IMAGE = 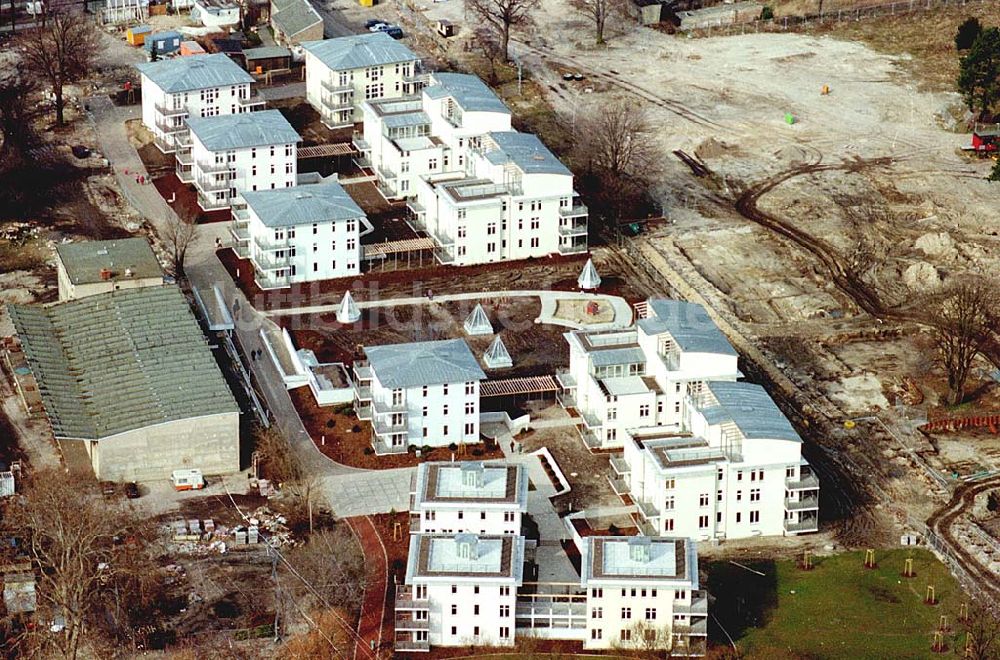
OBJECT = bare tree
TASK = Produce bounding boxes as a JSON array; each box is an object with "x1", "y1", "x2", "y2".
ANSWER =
[
  {"x1": 282, "y1": 526, "x2": 366, "y2": 612},
  {"x1": 278, "y1": 608, "x2": 353, "y2": 659},
  {"x1": 18, "y1": 10, "x2": 99, "y2": 126},
  {"x1": 575, "y1": 100, "x2": 662, "y2": 230},
  {"x1": 928, "y1": 277, "x2": 997, "y2": 405},
  {"x1": 474, "y1": 27, "x2": 507, "y2": 86},
  {"x1": 5, "y1": 469, "x2": 139, "y2": 660},
  {"x1": 963, "y1": 601, "x2": 1000, "y2": 660},
  {"x1": 161, "y1": 214, "x2": 198, "y2": 277},
  {"x1": 0, "y1": 66, "x2": 36, "y2": 172},
  {"x1": 569, "y1": 0, "x2": 627, "y2": 44},
  {"x1": 464, "y1": 0, "x2": 540, "y2": 62}
]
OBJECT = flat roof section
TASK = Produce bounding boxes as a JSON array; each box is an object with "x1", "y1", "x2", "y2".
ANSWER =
[
  {"x1": 415, "y1": 462, "x2": 527, "y2": 507},
  {"x1": 407, "y1": 533, "x2": 524, "y2": 580},
  {"x1": 56, "y1": 238, "x2": 163, "y2": 285},
  {"x1": 585, "y1": 537, "x2": 690, "y2": 582}
]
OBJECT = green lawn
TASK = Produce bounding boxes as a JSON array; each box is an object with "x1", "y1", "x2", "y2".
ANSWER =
[{"x1": 708, "y1": 549, "x2": 967, "y2": 659}]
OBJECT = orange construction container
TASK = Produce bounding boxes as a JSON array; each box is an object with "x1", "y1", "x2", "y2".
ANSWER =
[
  {"x1": 179, "y1": 40, "x2": 206, "y2": 56},
  {"x1": 126, "y1": 25, "x2": 152, "y2": 47}
]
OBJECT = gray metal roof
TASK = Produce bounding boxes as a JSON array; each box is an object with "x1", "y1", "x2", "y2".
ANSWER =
[
  {"x1": 701, "y1": 381, "x2": 800, "y2": 442},
  {"x1": 366, "y1": 338, "x2": 485, "y2": 389},
  {"x1": 187, "y1": 109, "x2": 300, "y2": 151},
  {"x1": 7, "y1": 286, "x2": 238, "y2": 441},
  {"x1": 424, "y1": 73, "x2": 510, "y2": 114},
  {"x1": 383, "y1": 111, "x2": 430, "y2": 129},
  {"x1": 136, "y1": 53, "x2": 253, "y2": 93},
  {"x1": 637, "y1": 299, "x2": 737, "y2": 356},
  {"x1": 244, "y1": 45, "x2": 292, "y2": 60},
  {"x1": 271, "y1": 0, "x2": 322, "y2": 37},
  {"x1": 484, "y1": 132, "x2": 570, "y2": 176},
  {"x1": 590, "y1": 346, "x2": 646, "y2": 368},
  {"x1": 302, "y1": 32, "x2": 417, "y2": 71},
  {"x1": 243, "y1": 180, "x2": 365, "y2": 228},
  {"x1": 56, "y1": 238, "x2": 163, "y2": 285}
]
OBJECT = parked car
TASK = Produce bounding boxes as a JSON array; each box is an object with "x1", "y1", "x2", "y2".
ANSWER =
[
  {"x1": 124, "y1": 482, "x2": 140, "y2": 499},
  {"x1": 386, "y1": 26, "x2": 404, "y2": 39},
  {"x1": 364, "y1": 18, "x2": 386, "y2": 28},
  {"x1": 101, "y1": 481, "x2": 116, "y2": 498},
  {"x1": 367, "y1": 21, "x2": 390, "y2": 32}
]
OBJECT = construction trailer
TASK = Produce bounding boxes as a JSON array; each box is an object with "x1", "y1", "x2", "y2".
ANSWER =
[
  {"x1": 145, "y1": 30, "x2": 183, "y2": 57},
  {"x1": 126, "y1": 24, "x2": 153, "y2": 46}
]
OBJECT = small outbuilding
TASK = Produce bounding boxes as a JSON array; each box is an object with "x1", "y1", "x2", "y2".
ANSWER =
[
  {"x1": 55, "y1": 237, "x2": 164, "y2": 301},
  {"x1": 179, "y1": 40, "x2": 207, "y2": 56},
  {"x1": 244, "y1": 45, "x2": 293, "y2": 73},
  {"x1": 145, "y1": 30, "x2": 183, "y2": 56},
  {"x1": 126, "y1": 24, "x2": 152, "y2": 46}
]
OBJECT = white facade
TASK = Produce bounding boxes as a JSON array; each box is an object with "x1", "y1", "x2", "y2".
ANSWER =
[
  {"x1": 579, "y1": 537, "x2": 706, "y2": 655},
  {"x1": 302, "y1": 33, "x2": 421, "y2": 129},
  {"x1": 191, "y1": 0, "x2": 240, "y2": 28},
  {"x1": 231, "y1": 180, "x2": 373, "y2": 289},
  {"x1": 409, "y1": 131, "x2": 588, "y2": 265},
  {"x1": 136, "y1": 53, "x2": 263, "y2": 155},
  {"x1": 353, "y1": 339, "x2": 485, "y2": 455},
  {"x1": 409, "y1": 462, "x2": 528, "y2": 536},
  {"x1": 186, "y1": 110, "x2": 300, "y2": 210},
  {"x1": 559, "y1": 298, "x2": 819, "y2": 541},
  {"x1": 358, "y1": 72, "x2": 513, "y2": 201},
  {"x1": 560, "y1": 298, "x2": 741, "y2": 451}
]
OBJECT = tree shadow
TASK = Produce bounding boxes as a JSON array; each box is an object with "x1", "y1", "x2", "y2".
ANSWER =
[{"x1": 705, "y1": 559, "x2": 778, "y2": 644}]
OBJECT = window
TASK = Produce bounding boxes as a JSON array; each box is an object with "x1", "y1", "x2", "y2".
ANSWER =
[
  {"x1": 758, "y1": 469, "x2": 765, "y2": 481},
  {"x1": 473, "y1": 605, "x2": 480, "y2": 615},
  {"x1": 457, "y1": 511, "x2": 464, "y2": 520},
  {"x1": 674, "y1": 401, "x2": 681, "y2": 414},
  {"x1": 458, "y1": 226, "x2": 467, "y2": 239},
  {"x1": 645, "y1": 608, "x2": 657, "y2": 620},
  {"x1": 664, "y1": 496, "x2": 674, "y2": 511},
  {"x1": 487, "y1": 222, "x2": 497, "y2": 235},
  {"x1": 452, "y1": 585, "x2": 457, "y2": 594},
  {"x1": 664, "y1": 518, "x2": 674, "y2": 531},
  {"x1": 422, "y1": 406, "x2": 428, "y2": 417},
  {"x1": 500, "y1": 586, "x2": 510, "y2": 596},
  {"x1": 487, "y1": 242, "x2": 496, "y2": 253},
  {"x1": 451, "y1": 626, "x2": 456, "y2": 636},
  {"x1": 443, "y1": 384, "x2": 449, "y2": 395},
  {"x1": 285, "y1": 145, "x2": 293, "y2": 157},
  {"x1": 442, "y1": 405, "x2": 449, "y2": 415},
  {"x1": 592, "y1": 607, "x2": 603, "y2": 619},
  {"x1": 530, "y1": 218, "x2": 540, "y2": 230},
  {"x1": 500, "y1": 626, "x2": 510, "y2": 639},
  {"x1": 365, "y1": 83, "x2": 384, "y2": 99},
  {"x1": 504, "y1": 511, "x2": 515, "y2": 522},
  {"x1": 530, "y1": 237, "x2": 539, "y2": 248},
  {"x1": 651, "y1": 589, "x2": 657, "y2": 597},
  {"x1": 750, "y1": 510, "x2": 760, "y2": 524},
  {"x1": 621, "y1": 607, "x2": 631, "y2": 619},
  {"x1": 591, "y1": 629, "x2": 602, "y2": 641},
  {"x1": 425, "y1": 511, "x2": 435, "y2": 520},
  {"x1": 750, "y1": 488, "x2": 761, "y2": 502},
  {"x1": 481, "y1": 512, "x2": 486, "y2": 520},
  {"x1": 620, "y1": 629, "x2": 632, "y2": 642},
  {"x1": 366, "y1": 66, "x2": 381, "y2": 80},
  {"x1": 717, "y1": 511, "x2": 723, "y2": 523},
  {"x1": 422, "y1": 386, "x2": 428, "y2": 397},
  {"x1": 465, "y1": 402, "x2": 474, "y2": 414},
  {"x1": 639, "y1": 404, "x2": 650, "y2": 417},
  {"x1": 428, "y1": 158, "x2": 438, "y2": 170},
  {"x1": 285, "y1": 163, "x2": 293, "y2": 174},
  {"x1": 736, "y1": 512, "x2": 742, "y2": 523},
  {"x1": 473, "y1": 586, "x2": 479, "y2": 595},
  {"x1": 464, "y1": 422, "x2": 474, "y2": 434},
  {"x1": 736, "y1": 490, "x2": 742, "y2": 501},
  {"x1": 451, "y1": 604, "x2": 457, "y2": 615},
  {"x1": 607, "y1": 407, "x2": 617, "y2": 420},
  {"x1": 699, "y1": 493, "x2": 709, "y2": 507},
  {"x1": 665, "y1": 479, "x2": 675, "y2": 490},
  {"x1": 465, "y1": 382, "x2": 475, "y2": 395},
  {"x1": 631, "y1": 589, "x2": 637, "y2": 597},
  {"x1": 737, "y1": 471, "x2": 743, "y2": 481},
  {"x1": 591, "y1": 588, "x2": 603, "y2": 598},
  {"x1": 699, "y1": 515, "x2": 709, "y2": 529}
]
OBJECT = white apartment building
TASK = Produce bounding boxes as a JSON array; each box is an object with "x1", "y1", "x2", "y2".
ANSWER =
[
  {"x1": 580, "y1": 536, "x2": 707, "y2": 655},
  {"x1": 185, "y1": 110, "x2": 301, "y2": 210},
  {"x1": 302, "y1": 32, "x2": 421, "y2": 129},
  {"x1": 397, "y1": 532, "x2": 525, "y2": 651},
  {"x1": 409, "y1": 462, "x2": 528, "y2": 536},
  {"x1": 621, "y1": 380, "x2": 820, "y2": 541},
  {"x1": 409, "y1": 131, "x2": 588, "y2": 264},
  {"x1": 560, "y1": 298, "x2": 741, "y2": 451},
  {"x1": 231, "y1": 180, "x2": 373, "y2": 289},
  {"x1": 357, "y1": 72, "x2": 513, "y2": 201},
  {"x1": 352, "y1": 339, "x2": 486, "y2": 455},
  {"x1": 136, "y1": 53, "x2": 263, "y2": 154}
]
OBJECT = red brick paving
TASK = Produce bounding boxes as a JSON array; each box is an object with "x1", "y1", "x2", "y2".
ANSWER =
[{"x1": 347, "y1": 516, "x2": 390, "y2": 659}]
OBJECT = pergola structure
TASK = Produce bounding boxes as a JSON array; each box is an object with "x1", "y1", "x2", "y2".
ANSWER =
[
  {"x1": 480, "y1": 375, "x2": 558, "y2": 398},
  {"x1": 362, "y1": 238, "x2": 437, "y2": 270},
  {"x1": 297, "y1": 143, "x2": 357, "y2": 159}
]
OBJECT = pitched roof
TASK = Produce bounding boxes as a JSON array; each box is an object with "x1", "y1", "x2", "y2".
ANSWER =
[
  {"x1": 243, "y1": 180, "x2": 364, "y2": 228},
  {"x1": 484, "y1": 335, "x2": 512, "y2": 369},
  {"x1": 365, "y1": 338, "x2": 485, "y2": 389},
  {"x1": 302, "y1": 32, "x2": 417, "y2": 71},
  {"x1": 136, "y1": 53, "x2": 253, "y2": 93},
  {"x1": 271, "y1": 0, "x2": 322, "y2": 37},
  {"x1": 484, "y1": 132, "x2": 571, "y2": 176},
  {"x1": 187, "y1": 109, "x2": 300, "y2": 151},
  {"x1": 701, "y1": 381, "x2": 800, "y2": 442},
  {"x1": 336, "y1": 290, "x2": 361, "y2": 323},
  {"x1": 56, "y1": 238, "x2": 163, "y2": 285},
  {"x1": 637, "y1": 299, "x2": 737, "y2": 356},
  {"x1": 578, "y1": 258, "x2": 601, "y2": 289},
  {"x1": 244, "y1": 45, "x2": 292, "y2": 60},
  {"x1": 7, "y1": 286, "x2": 238, "y2": 440},
  {"x1": 424, "y1": 73, "x2": 510, "y2": 114}
]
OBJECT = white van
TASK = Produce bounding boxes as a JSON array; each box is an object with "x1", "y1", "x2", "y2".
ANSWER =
[{"x1": 171, "y1": 469, "x2": 205, "y2": 491}]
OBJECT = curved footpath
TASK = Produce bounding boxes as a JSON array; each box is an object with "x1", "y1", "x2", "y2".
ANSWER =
[{"x1": 346, "y1": 516, "x2": 390, "y2": 660}]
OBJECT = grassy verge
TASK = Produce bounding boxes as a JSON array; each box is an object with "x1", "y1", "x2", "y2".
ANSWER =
[{"x1": 709, "y1": 548, "x2": 968, "y2": 658}]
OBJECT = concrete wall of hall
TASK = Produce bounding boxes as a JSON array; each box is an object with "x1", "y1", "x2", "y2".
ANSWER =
[{"x1": 91, "y1": 412, "x2": 241, "y2": 482}]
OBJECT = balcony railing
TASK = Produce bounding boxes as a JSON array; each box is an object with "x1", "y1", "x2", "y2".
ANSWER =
[
  {"x1": 256, "y1": 268, "x2": 291, "y2": 289},
  {"x1": 559, "y1": 203, "x2": 588, "y2": 218},
  {"x1": 373, "y1": 417, "x2": 407, "y2": 436},
  {"x1": 154, "y1": 101, "x2": 187, "y2": 117},
  {"x1": 785, "y1": 474, "x2": 820, "y2": 490},
  {"x1": 394, "y1": 639, "x2": 430, "y2": 652},
  {"x1": 785, "y1": 495, "x2": 819, "y2": 511},
  {"x1": 230, "y1": 221, "x2": 249, "y2": 244},
  {"x1": 155, "y1": 114, "x2": 186, "y2": 134},
  {"x1": 176, "y1": 148, "x2": 193, "y2": 165},
  {"x1": 197, "y1": 190, "x2": 230, "y2": 210},
  {"x1": 372, "y1": 398, "x2": 407, "y2": 414},
  {"x1": 784, "y1": 517, "x2": 819, "y2": 533},
  {"x1": 352, "y1": 131, "x2": 370, "y2": 152},
  {"x1": 608, "y1": 473, "x2": 628, "y2": 495},
  {"x1": 321, "y1": 79, "x2": 353, "y2": 95},
  {"x1": 197, "y1": 174, "x2": 231, "y2": 193},
  {"x1": 394, "y1": 617, "x2": 429, "y2": 630},
  {"x1": 636, "y1": 500, "x2": 660, "y2": 520},
  {"x1": 673, "y1": 590, "x2": 709, "y2": 615},
  {"x1": 373, "y1": 436, "x2": 408, "y2": 455},
  {"x1": 673, "y1": 618, "x2": 708, "y2": 636},
  {"x1": 252, "y1": 249, "x2": 291, "y2": 271},
  {"x1": 558, "y1": 219, "x2": 589, "y2": 236},
  {"x1": 237, "y1": 91, "x2": 265, "y2": 108},
  {"x1": 610, "y1": 456, "x2": 630, "y2": 476},
  {"x1": 557, "y1": 238, "x2": 588, "y2": 255},
  {"x1": 253, "y1": 233, "x2": 291, "y2": 252}
]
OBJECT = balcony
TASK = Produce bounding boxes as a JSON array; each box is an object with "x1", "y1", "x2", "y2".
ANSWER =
[
  {"x1": 785, "y1": 474, "x2": 820, "y2": 490},
  {"x1": 155, "y1": 114, "x2": 187, "y2": 134},
  {"x1": 785, "y1": 495, "x2": 819, "y2": 511},
  {"x1": 558, "y1": 218, "x2": 589, "y2": 236},
  {"x1": 673, "y1": 591, "x2": 708, "y2": 615},
  {"x1": 176, "y1": 161, "x2": 194, "y2": 184},
  {"x1": 196, "y1": 173, "x2": 231, "y2": 193},
  {"x1": 372, "y1": 398, "x2": 406, "y2": 414},
  {"x1": 253, "y1": 249, "x2": 291, "y2": 271},
  {"x1": 230, "y1": 221, "x2": 249, "y2": 245},
  {"x1": 559, "y1": 203, "x2": 588, "y2": 218},
  {"x1": 321, "y1": 79, "x2": 353, "y2": 95},
  {"x1": 636, "y1": 500, "x2": 660, "y2": 520},
  {"x1": 197, "y1": 190, "x2": 230, "y2": 210},
  {"x1": 176, "y1": 148, "x2": 194, "y2": 166},
  {"x1": 580, "y1": 410, "x2": 603, "y2": 430},
  {"x1": 356, "y1": 401, "x2": 372, "y2": 420},
  {"x1": 155, "y1": 101, "x2": 187, "y2": 117},
  {"x1": 784, "y1": 517, "x2": 819, "y2": 534},
  {"x1": 373, "y1": 436, "x2": 408, "y2": 455},
  {"x1": 373, "y1": 416, "x2": 407, "y2": 436},
  {"x1": 394, "y1": 639, "x2": 430, "y2": 652},
  {"x1": 377, "y1": 163, "x2": 397, "y2": 182},
  {"x1": 354, "y1": 384, "x2": 372, "y2": 401},
  {"x1": 253, "y1": 232, "x2": 291, "y2": 252},
  {"x1": 237, "y1": 91, "x2": 265, "y2": 109},
  {"x1": 395, "y1": 586, "x2": 429, "y2": 610},
  {"x1": 578, "y1": 425, "x2": 602, "y2": 450},
  {"x1": 558, "y1": 237, "x2": 588, "y2": 255},
  {"x1": 610, "y1": 455, "x2": 630, "y2": 476},
  {"x1": 673, "y1": 618, "x2": 708, "y2": 636},
  {"x1": 352, "y1": 131, "x2": 370, "y2": 153},
  {"x1": 608, "y1": 473, "x2": 629, "y2": 495},
  {"x1": 255, "y1": 268, "x2": 291, "y2": 289},
  {"x1": 394, "y1": 616, "x2": 429, "y2": 631}
]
